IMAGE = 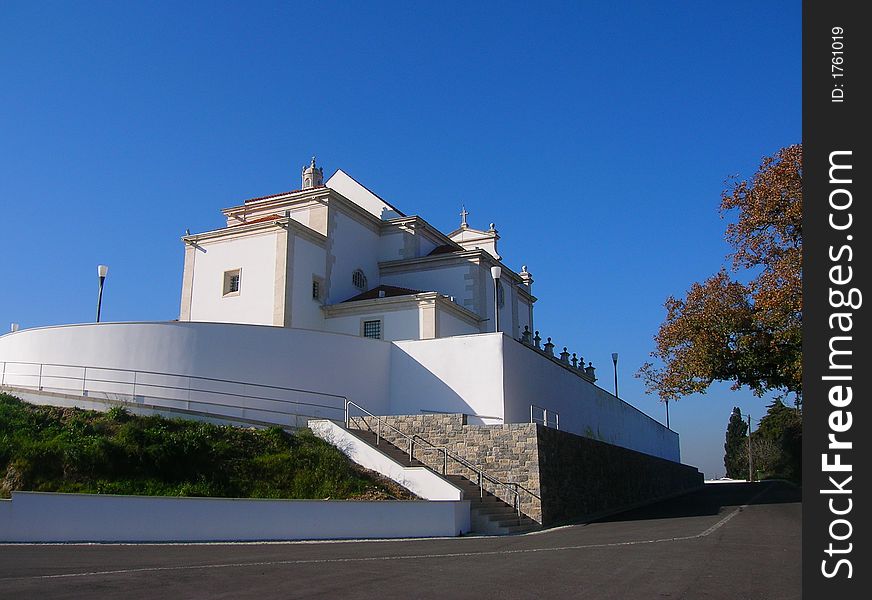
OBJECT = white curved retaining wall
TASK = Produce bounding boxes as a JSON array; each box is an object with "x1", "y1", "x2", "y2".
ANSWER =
[
  {"x1": 0, "y1": 492, "x2": 471, "y2": 542},
  {"x1": 309, "y1": 420, "x2": 463, "y2": 501},
  {"x1": 0, "y1": 324, "x2": 679, "y2": 462},
  {"x1": 0, "y1": 322, "x2": 391, "y2": 424}
]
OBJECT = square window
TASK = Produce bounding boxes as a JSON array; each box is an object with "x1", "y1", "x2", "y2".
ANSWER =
[
  {"x1": 223, "y1": 269, "x2": 241, "y2": 296},
  {"x1": 362, "y1": 320, "x2": 382, "y2": 340}
]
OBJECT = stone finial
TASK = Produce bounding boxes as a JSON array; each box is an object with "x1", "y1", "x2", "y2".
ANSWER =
[
  {"x1": 585, "y1": 362, "x2": 596, "y2": 381},
  {"x1": 519, "y1": 264, "x2": 533, "y2": 288},
  {"x1": 488, "y1": 222, "x2": 496, "y2": 232},
  {"x1": 560, "y1": 347, "x2": 570, "y2": 364},
  {"x1": 534, "y1": 330, "x2": 542, "y2": 349},
  {"x1": 544, "y1": 337, "x2": 555, "y2": 357},
  {"x1": 571, "y1": 353, "x2": 578, "y2": 368}
]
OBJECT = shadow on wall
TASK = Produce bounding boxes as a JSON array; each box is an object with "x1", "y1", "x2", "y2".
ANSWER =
[{"x1": 387, "y1": 346, "x2": 495, "y2": 422}]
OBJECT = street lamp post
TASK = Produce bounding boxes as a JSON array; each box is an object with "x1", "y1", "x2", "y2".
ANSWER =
[
  {"x1": 665, "y1": 399, "x2": 670, "y2": 429},
  {"x1": 611, "y1": 352, "x2": 618, "y2": 397},
  {"x1": 96, "y1": 264, "x2": 109, "y2": 322},
  {"x1": 490, "y1": 266, "x2": 501, "y2": 333}
]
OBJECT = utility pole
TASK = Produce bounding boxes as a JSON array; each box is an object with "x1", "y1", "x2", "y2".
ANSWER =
[{"x1": 747, "y1": 413, "x2": 753, "y2": 482}]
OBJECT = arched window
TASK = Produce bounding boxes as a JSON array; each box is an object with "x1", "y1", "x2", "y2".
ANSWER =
[{"x1": 352, "y1": 269, "x2": 367, "y2": 290}]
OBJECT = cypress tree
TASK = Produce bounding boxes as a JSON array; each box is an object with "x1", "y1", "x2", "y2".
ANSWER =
[{"x1": 724, "y1": 407, "x2": 748, "y2": 478}]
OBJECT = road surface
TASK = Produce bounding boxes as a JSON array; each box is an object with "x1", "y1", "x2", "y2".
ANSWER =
[{"x1": 0, "y1": 481, "x2": 800, "y2": 599}]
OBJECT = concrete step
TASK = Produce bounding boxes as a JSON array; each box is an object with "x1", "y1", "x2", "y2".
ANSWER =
[{"x1": 475, "y1": 505, "x2": 521, "y2": 517}]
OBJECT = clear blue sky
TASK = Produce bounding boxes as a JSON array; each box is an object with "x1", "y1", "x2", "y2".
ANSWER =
[{"x1": 0, "y1": 1, "x2": 800, "y2": 477}]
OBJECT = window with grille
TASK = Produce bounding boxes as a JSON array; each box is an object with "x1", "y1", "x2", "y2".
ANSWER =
[
  {"x1": 362, "y1": 320, "x2": 382, "y2": 340},
  {"x1": 312, "y1": 279, "x2": 320, "y2": 300},
  {"x1": 223, "y1": 269, "x2": 241, "y2": 296},
  {"x1": 352, "y1": 269, "x2": 367, "y2": 290}
]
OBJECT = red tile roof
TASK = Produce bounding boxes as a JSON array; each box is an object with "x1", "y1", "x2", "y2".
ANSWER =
[
  {"x1": 243, "y1": 185, "x2": 327, "y2": 204},
  {"x1": 230, "y1": 213, "x2": 282, "y2": 226}
]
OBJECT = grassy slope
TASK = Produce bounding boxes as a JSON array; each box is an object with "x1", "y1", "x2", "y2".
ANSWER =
[{"x1": 0, "y1": 393, "x2": 412, "y2": 500}]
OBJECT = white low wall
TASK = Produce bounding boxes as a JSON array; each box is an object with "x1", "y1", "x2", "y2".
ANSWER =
[
  {"x1": 501, "y1": 337, "x2": 680, "y2": 461},
  {"x1": 309, "y1": 420, "x2": 463, "y2": 501},
  {"x1": 0, "y1": 492, "x2": 471, "y2": 542},
  {"x1": 388, "y1": 334, "x2": 678, "y2": 461}
]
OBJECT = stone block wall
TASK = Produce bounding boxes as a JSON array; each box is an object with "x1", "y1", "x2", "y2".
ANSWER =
[
  {"x1": 350, "y1": 414, "x2": 543, "y2": 522},
  {"x1": 347, "y1": 414, "x2": 703, "y2": 526},
  {"x1": 536, "y1": 425, "x2": 704, "y2": 525}
]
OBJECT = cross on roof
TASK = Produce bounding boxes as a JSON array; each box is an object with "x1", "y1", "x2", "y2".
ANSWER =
[{"x1": 460, "y1": 205, "x2": 469, "y2": 229}]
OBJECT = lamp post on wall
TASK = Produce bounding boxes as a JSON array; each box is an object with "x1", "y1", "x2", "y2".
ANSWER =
[
  {"x1": 611, "y1": 352, "x2": 618, "y2": 397},
  {"x1": 665, "y1": 399, "x2": 670, "y2": 429},
  {"x1": 490, "y1": 266, "x2": 501, "y2": 333},
  {"x1": 96, "y1": 264, "x2": 109, "y2": 323}
]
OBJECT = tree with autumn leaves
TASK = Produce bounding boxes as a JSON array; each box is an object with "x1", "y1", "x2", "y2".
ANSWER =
[{"x1": 639, "y1": 145, "x2": 802, "y2": 407}]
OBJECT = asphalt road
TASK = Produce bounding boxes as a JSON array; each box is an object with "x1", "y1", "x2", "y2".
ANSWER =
[{"x1": 0, "y1": 482, "x2": 800, "y2": 599}]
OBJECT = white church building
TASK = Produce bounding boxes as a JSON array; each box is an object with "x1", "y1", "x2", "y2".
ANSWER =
[
  {"x1": 0, "y1": 159, "x2": 680, "y2": 462},
  {"x1": 180, "y1": 158, "x2": 534, "y2": 343}
]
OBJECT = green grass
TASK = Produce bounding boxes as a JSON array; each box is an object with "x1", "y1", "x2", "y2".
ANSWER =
[{"x1": 0, "y1": 393, "x2": 411, "y2": 500}]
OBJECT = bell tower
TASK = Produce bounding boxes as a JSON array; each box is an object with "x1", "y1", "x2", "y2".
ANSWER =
[{"x1": 301, "y1": 156, "x2": 324, "y2": 189}]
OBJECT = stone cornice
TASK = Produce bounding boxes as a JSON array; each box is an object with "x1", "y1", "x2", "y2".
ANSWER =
[
  {"x1": 322, "y1": 292, "x2": 482, "y2": 325},
  {"x1": 221, "y1": 187, "x2": 330, "y2": 218},
  {"x1": 182, "y1": 217, "x2": 327, "y2": 248},
  {"x1": 378, "y1": 251, "x2": 537, "y2": 303},
  {"x1": 382, "y1": 216, "x2": 460, "y2": 249}
]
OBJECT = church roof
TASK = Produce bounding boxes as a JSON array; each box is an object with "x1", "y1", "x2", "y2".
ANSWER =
[
  {"x1": 243, "y1": 186, "x2": 327, "y2": 204},
  {"x1": 230, "y1": 213, "x2": 283, "y2": 226},
  {"x1": 428, "y1": 244, "x2": 461, "y2": 256},
  {"x1": 342, "y1": 285, "x2": 425, "y2": 303}
]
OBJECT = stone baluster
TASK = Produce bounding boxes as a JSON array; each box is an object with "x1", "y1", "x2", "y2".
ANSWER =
[{"x1": 544, "y1": 337, "x2": 555, "y2": 357}]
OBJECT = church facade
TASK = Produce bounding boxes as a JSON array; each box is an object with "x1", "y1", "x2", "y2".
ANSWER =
[{"x1": 179, "y1": 158, "x2": 534, "y2": 343}]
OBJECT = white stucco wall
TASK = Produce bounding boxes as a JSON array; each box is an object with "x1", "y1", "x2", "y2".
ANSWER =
[
  {"x1": 382, "y1": 264, "x2": 476, "y2": 317},
  {"x1": 0, "y1": 322, "x2": 392, "y2": 420},
  {"x1": 0, "y1": 492, "x2": 471, "y2": 542},
  {"x1": 378, "y1": 231, "x2": 407, "y2": 261},
  {"x1": 326, "y1": 169, "x2": 401, "y2": 220},
  {"x1": 436, "y1": 305, "x2": 479, "y2": 338},
  {"x1": 290, "y1": 235, "x2": 327, "y2": 330},
  {"x1": 500, "y1": 336, "x2": 679, "y2": 461},
  {"x1": 188, "y1": 231, "x2": 278, "y2": 325},
  {"x1": 328, "y1": 209, "x2": 381, "y2": 304},
  {"x1": 324, "y1": 306, "x2": 421, "y2": 342},
  {"x1": 390, "y1": 334, "x2": 505, "y2": 424}
]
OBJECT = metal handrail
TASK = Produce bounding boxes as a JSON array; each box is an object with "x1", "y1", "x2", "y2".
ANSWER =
[
  {"x1": 0, "y1": 360, "x2": 346, "y2": 426},
  {"x1": 530, "y1": 404, "x2": 559, "y2": 429},
  {"x1": 345, "y1": 399, "x2": 535, "y2": 516},
  {"x1": 0, "y1": 359, "x2": 348, "y2": 400}
]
